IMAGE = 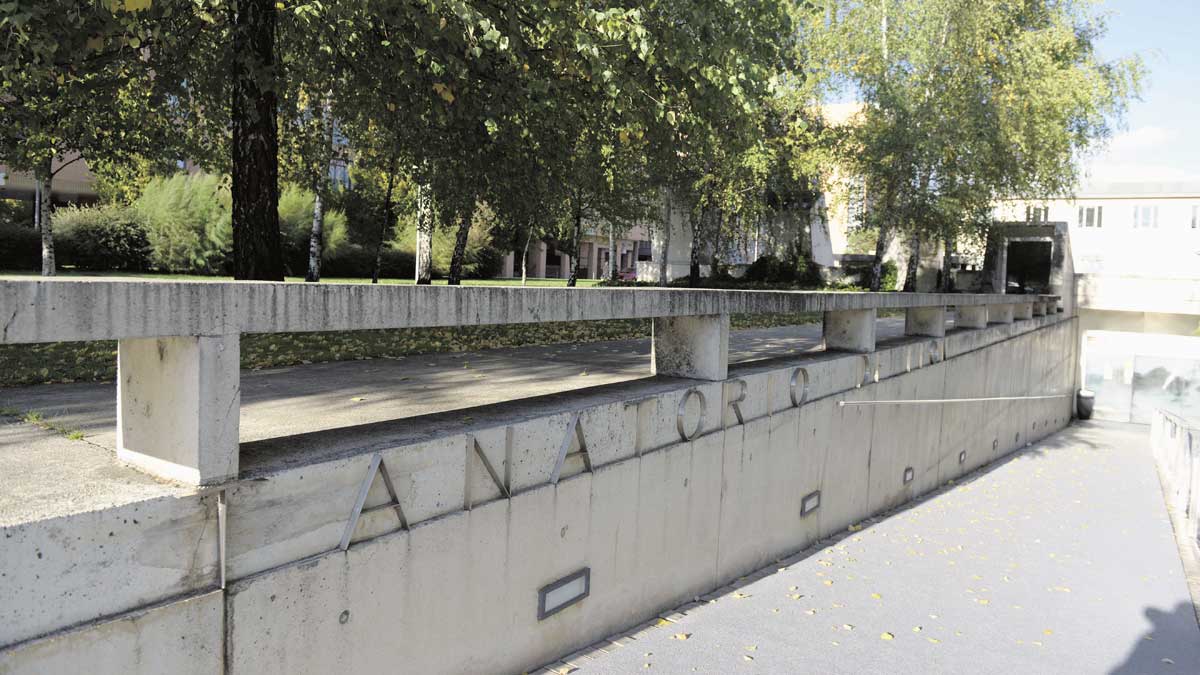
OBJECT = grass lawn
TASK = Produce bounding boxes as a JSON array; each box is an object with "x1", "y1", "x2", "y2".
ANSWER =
[{"x1": 0, "y1": 270, "x2": 604, "y2": 287}]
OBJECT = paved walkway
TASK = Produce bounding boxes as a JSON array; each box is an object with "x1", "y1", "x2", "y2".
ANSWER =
[
  {"x1": 549, "y1": 421, "x2": 1200, "y2": 675},
  {"x1": 1, "y1": 320, "x2": 919, "y2": 447}
]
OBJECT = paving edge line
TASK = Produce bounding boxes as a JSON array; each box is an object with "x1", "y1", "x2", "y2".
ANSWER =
[{"x1": 1152, "y1": 463, "x2": 1200, "y2": 631}]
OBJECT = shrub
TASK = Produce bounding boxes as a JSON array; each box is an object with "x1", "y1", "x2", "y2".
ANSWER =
[
  {"x1": 880, "y1": 260, "x2": 899, "y2": 291},
  {"x1": 743, "y1": 254, "x2": 796, "y2": 283},
  {"x1": 55, "y1": 204, "x2": 151, "y2": 271},
  {"x1": 278, "y1": 185, "x2": 349, "y2": 276},
  {"x1": 320, "y1": 242, "x2": 415, "y2": 279},
  {"x1": 392, "y1": 201, "x2": 503, "y2": 279},
  {"x1": 0, "y1": 222, "x2": 41, "y2": 271},
  {"x1": 135, "y1": 172, "x2": 233, "y2": 274}
]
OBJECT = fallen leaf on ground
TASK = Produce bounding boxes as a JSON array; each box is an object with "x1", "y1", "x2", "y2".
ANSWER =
[
  {"x1": 880, "y1": 632, "x2": 895, "y2": 641},
  {"x1": 672, "y1": 633, "x2": 690, "y2": 641}
]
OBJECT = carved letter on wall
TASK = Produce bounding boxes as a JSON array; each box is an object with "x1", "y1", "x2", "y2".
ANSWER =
[
  {"x1": 725, "y1": 379, "x2": 747, "y2": 426},
  {"x1": 790, "y1": 367, "x2": 810, "y2": 407},
  {"x1": 676, "y1": 388, "x2": 707, "y2": 441}
]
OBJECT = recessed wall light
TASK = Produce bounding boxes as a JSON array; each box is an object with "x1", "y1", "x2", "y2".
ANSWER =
[
  {"x1": 801, "y1": 490, "x2": 821, "y2": 517},
  {"x1": 538, "y1": 568, "x2": 590, "y2": 620}
]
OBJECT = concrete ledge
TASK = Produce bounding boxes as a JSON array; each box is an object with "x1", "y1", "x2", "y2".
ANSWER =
[{"x1": 0, "y1": 279, "x2": 1059, "y2": 344}]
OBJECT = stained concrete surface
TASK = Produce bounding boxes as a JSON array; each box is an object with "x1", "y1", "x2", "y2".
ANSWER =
[
  {"x1": 0, "y1": 320, "x2": 921, "y2": 447},
  {"x1": 553, "y1": 421, "x2": 1200, "y2": 675}
]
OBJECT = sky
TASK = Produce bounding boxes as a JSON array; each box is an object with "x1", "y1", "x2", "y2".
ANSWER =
[{"x1": 1085, "y1": 0, "x2": 1200, "y2": 184}]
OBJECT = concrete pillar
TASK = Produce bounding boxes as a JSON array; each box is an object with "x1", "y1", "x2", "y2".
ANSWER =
[
  {"x1": 1032, "y1": 300, "x2": 1047, "y2": 317},
  {"x1": 823, "y1": 308, "x2": 876, "y2": 353},
  {"x1": 589, "y1": 242, "x2": 600, "y2": 281},
  {"x1": 502, "y1": 252, "x2": 515, "y2": 278},
  {"x1": 535, "y1": 242, "x2": 547, "y2": 278},
  {"x1": 988, "y1": 303, "x2": 1015, "y2": 324},
  {"x1": 652, "y1": 314, "x2": 729, "y2": 381},
  {"x1": 955, "y1": 305, "x2": 988, "y2": 329},
  {"x1": 117, "y1": 334, "x2": 240, "y2": 486},
  {"x1": 904, "y1": 306, "x2": 946, "y2": 337},
  {"x1": 560, "y1": 253, "x2": 572, "y2": 279},
  {"x1": 1014, "y1": 301, "x2": 1033, "y2": 320}
]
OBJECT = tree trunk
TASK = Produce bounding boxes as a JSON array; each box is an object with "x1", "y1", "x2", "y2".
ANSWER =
[
  {"x1": 658, "y1": 191, "x2": 672, "y2": 286},
  {"x1": 567, "y1": 195, "x2": 583, "y2": 287},
  {"x1": 688, "y1": 208, "x2": 702, "y2": 288},
  {"x1": 902, "y1": 232, "x2": 920, "y2": 292},
  {"x1": 940, "y1": 233, "x2": 956, "y2": 292},
  {"x1": 709, "y1": 208, "x2": 723, "y2": 273},
  {"x1": 231, "y1": 0, "x2": 283, "y2": 281},
  {"x1": 372, "y1": 160, "x2": 398, "y2": 284},
  {"x1": 520, "y1": 224, "x2": 533, "y2": 286},
  {"x1": 607, "y1": 222, "x2": 616, "y2": 282},
  {"x1": 36, "y1": 164, "x2": 54, "y2": 276},
  {"x1": 447, "y1": 208, "x2": 471, "y2": 285},
  {"x1": 305, "y1": 187, "x2": 323, "y2": 282},
  {"x1": 868, "y1": 220, "x2": 892, "y2": 291},
  {"x1": 414, "y1": 182, "x2": 433, "y2": 284},
  {"x1": 32, "y1": 179, "x2": 41, "y2": 232}
]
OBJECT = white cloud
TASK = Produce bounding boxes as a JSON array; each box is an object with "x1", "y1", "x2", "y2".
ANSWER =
[
  {"x1": 1106, "y1": 125, "x2": 1174, "y2": 153},
  {"x1": 1084, "y1": 125, "x2": 1200, "y2": 182}
]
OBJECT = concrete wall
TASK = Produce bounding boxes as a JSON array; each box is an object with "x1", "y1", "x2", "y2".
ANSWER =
[
  {"x1": 0, "y1": 316, "x2": 1076, "y2": 675},
  {"x1": 1151, "y1": 410, "x2": 1199, "y2": 552}
]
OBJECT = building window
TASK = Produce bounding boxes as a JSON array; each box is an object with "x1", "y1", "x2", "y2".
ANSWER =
[
  {"x1": 1026, "y1": 206, "x2": 1049, "y2": 223},
  {"x1": 1132, "y1": 205, "x2": 1159, "y2": 229},
  {"x1": 1192, "y1": 205, "x2": 1198, "y2": 229},
  {"x1": 1077, "y1": 206, "x2": 1102, "y2": 228}
]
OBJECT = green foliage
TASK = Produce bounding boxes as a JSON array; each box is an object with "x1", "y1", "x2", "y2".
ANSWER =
[
  {"x1": 880, "y1": 260, "x2": 899, "y2": 292},
  {"x1": 54, "y1": 204, "x2": 151, "y2": 271},
  {"x1": 134, "y1": 173, "x2": 233, "y2": 274},
  {"x1": 0, "y1": 223, "x2": 41, "y2": 271},
  {"x1": 392, "y1": 202, "x2": 502, "y2": 279},
  {"x1": 845, "y1": 227, "x2": 879, "y2": 255},
  {"x1": 278, "y1": 184, "x2": 348, "y2": 275},
  {"x1": 744, "y1": 254, "x2": 798, "y2": 284}
]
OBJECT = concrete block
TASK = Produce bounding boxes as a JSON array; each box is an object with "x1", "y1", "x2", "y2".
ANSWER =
[
  {"x1": 0, "y1": 590, "x2": 223, "y2": 675},
  {"x1": 1032, "y1": 300, "x2": 1047, "y2": 317},
  {"x1": 465, "y1": 426, "x2": 510, "y2": 508},
  {"x1": 823, "y1": 308, "x2": 876, "y2": 353},
  {"x1": 716, "y1": 417, "x2": 773, "y2": 579},
  {"x1": 117, "y1": 333, "x2": 240, "y2": 485},
  {"x1": 651, "y1": 314, "x2": 729, "y2": 381},
  {"x1": 1014, "y1": 301, "x2": 1034, "y2": 320},
  {"x1": 905, "y1": 306, "x2": 947, "y2": 337},
  {"x1": 579, "y1": 400, "x2": 637, "y2": 467},
  {"x1": 955, "y1": 304, "x2": 988, "y2": 329},
  {"x1": 988, "y1": 304, "x2": 1015, "y2": 325},
  {"x1": 817, "y1": 388, "x2": 875, "y2": 537},
  {"x1": 722, "y1": 372, "x2": 771, "y2": 426},
  {"x1": 762, "y1": 408, "x2": 804, "y2": 562},
  {"x1": 1, "y1": 493, "x2": 218, "y2": 647}
]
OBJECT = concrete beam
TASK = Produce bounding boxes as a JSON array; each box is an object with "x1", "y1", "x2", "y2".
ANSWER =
[
  {"x1": 651, "y1": 314, "x2": 729, "y2": 381},
  {"x1": 1013, "y1": 302, "x2": 1034, "y2": 320},
  {"x1": 0, "y1": 279, "x2": 1045, "y2": 344},
  {"x1": 117, "y1": 334, "x2": 240, "y2": 485},
  {"x1": 955, "y1": 305, "x2": 988, "y2": 329},
  {"x1": 823, "y1": 309, "x2": 876, "y2": 353},
  {"x1": 988, "y1": 304, "x2": 1015, "y2": 325},
  {"x1": 904, "y1": 306, "x2": 946, "y2": 337}
]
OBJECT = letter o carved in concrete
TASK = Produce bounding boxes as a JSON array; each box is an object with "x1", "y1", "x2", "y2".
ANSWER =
[
  {"x1": 790, "y1": 367, "x2": 810, "y2": 407},
  {"x1": 676, "y1": 388, "x2": 707, "y2": 441}
]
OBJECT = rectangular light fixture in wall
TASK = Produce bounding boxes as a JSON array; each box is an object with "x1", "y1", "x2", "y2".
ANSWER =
[
  {"x1": 538, "y1": 568, "x2": 590, "y2": 620},
  {"x1": 903, "y1": 467, "x2": 915, "y2": 484},
  {"x1": 801, "y1": 490, "x2": 821, "y2": 517}
]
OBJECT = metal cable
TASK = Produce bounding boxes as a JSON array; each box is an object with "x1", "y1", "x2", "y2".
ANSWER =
[{"x1": 838, "y1": 394, "x2": 1071, "y2": 407}]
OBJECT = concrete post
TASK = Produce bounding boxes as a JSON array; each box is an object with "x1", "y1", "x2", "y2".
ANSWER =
[
  {"x1": 823, "y1": 308, "x2": 876, "y2": 353},
  {"x1": 651, "y1": 314, "x2": 729, "y2": 381},
  {"x1": 955, "y1": 305, "x2": 988, "y2": 329},
  {"x1": 904, "y1": 306, "x2": 946, "y2": 337},
  {"x1": 535, "y1": 243, "x2": 547, "y2": 279},
  {"x1": 560, "y1": 253, "x2": 572, "y2": 279},
  {"x1": 988, "y1": 303, "x2": 1015, "y2": 324},
  {"x1": 117, "y1": 334, "x2": 240, "y2": 485},
  {"x1": 1032, "y1": 300, "x2": 1047, "y2": 317},
  {"x1": 1014, "y1": 301, "x2": 1033, "y2": 320},
  {"x1": 502, "y1": 252, "x2": 515, "y2": 278}
]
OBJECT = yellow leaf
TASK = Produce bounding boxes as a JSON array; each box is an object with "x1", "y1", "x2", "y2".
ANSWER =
[
  {"x1": 350, "y1": 396, "x2": 366, "y2": 402},
  {"x1": 655, "y1": 618, "x2": 671, "y2": 627},
  {"x1": 870, "y1": 593, "x2": 882, "y2": 600},
  {"x1": 432, "y1": 82, "x2": 455, "y2": 104},
  {"x1": 123, "y1": 0, "x2": 152, "y2": 11},
  {"x1": 822, "y1": 580, "x2": 833, "y2": 586},
  {"x1": 880, "y1": 632, "x2": 895, "y2": 641},
  {"x1": 672, "y1": 633, "x2": 690, "y2": 641}
]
